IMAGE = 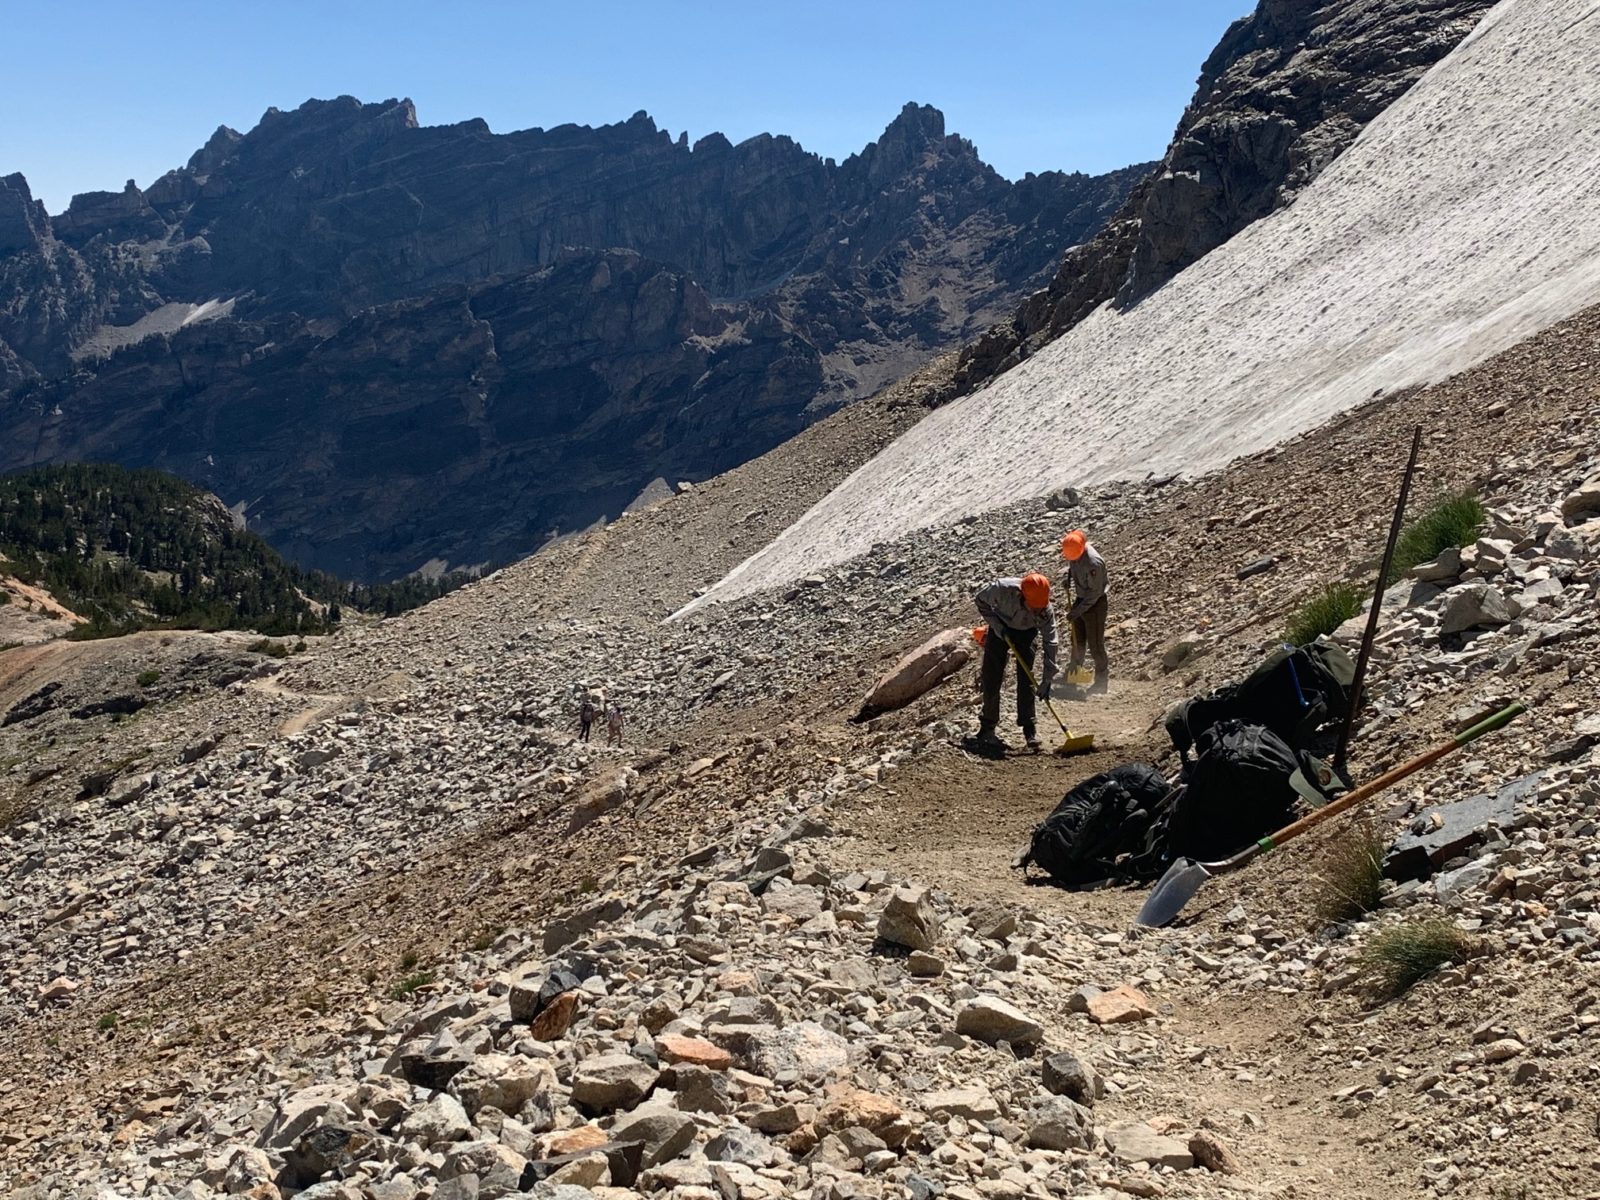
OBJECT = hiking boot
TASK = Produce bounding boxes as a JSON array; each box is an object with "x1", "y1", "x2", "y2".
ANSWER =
[
  {"x1": 970, "y1": 726, "x2": 1008, "y2": 754},
  {"x1": 1089, "y1": 676, "x2": 1109, "y2": 695},
  {"x1": 1023, "y1": 728, "x2": 1043, "y2": 753}
]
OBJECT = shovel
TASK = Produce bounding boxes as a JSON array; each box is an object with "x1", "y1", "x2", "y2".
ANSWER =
[
  {"x1": 1000, "y1": 632, "x2": 1096, "y2": 756},
  {"x1": 1135, "y1": 700, "x2": 1526, "y2": 928}
]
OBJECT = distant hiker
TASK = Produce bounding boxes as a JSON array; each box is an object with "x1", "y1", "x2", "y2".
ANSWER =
[
  {"x1": 606, "y1": 702, "x2": 626, "y2": 747},
  {"x1": 1060, "y1": 530, "x2": 1109, "y2": 694},
  {"x1": 973, "y1": 573, "x2": 1059, "y2": 753},
  {"x1": 578, "y1": 699, "x2": 596, "y2": 742}
]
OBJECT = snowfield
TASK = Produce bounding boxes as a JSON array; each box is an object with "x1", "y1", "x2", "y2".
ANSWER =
[{"x1": 682, "y1": 0, "x2": 1600, "y2": 615}]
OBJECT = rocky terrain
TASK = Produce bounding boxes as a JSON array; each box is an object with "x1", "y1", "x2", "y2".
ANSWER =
[
  {"x1": 952, "y1": 0, "x2": 1500, "y2": 392},
  {"x1": 1, "y1": 285, "x2": 1597, "y2": 1199},
  {"x1": 0, "y1": 102, "x2": 1144, "y2": 579}
]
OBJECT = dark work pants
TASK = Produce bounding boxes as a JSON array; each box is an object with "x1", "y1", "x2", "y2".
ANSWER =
[
  {"x1": 1069, "y1": 595, "x2": 1110, "y2": 681},
  {"x1": 980, "y1": 627, "x2": 1036, "y2": 732}
]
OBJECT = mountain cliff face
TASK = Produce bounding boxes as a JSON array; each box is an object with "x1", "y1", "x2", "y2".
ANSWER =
[
  {"x1": 953, "y1": 0, "x2": 1500, "y2": 393},
  {"x1": 0, "y1": 102, "x2": 1145, "y2": 576}
]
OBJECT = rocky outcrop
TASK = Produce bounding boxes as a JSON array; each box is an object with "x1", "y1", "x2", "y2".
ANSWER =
[
  {"x1": 954, "y1": 0, "x2": 1499, "y2": 394},
  {"x1": 0, "y1": 99, "x2": 1144, "y2": 578}
]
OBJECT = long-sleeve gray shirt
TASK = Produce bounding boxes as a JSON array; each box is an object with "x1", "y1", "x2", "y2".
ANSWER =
[
  {"x1": 1064, "y1": 545, "x2": 1108, "y2": 618},
  {"x1": 974, "y1": 578, "x2": 1059, "y2": 682}
]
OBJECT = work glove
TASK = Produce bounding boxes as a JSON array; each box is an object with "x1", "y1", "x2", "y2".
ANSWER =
[{"x1": 1036, "y1": 678, "x2": 1053, "y2": 701}]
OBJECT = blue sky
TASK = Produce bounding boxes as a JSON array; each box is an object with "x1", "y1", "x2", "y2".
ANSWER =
[{"x1": 1, "y1": 1, "x2": 1250, "y2": 214}]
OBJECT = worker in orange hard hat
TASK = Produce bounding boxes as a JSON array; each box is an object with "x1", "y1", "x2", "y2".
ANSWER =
[
  {"x1": 1060, "y1": 529, "x2": 1110, "y2": 695},
  {"x1": 971, "y1": 573, "x2": 1059, "y2": 753}
]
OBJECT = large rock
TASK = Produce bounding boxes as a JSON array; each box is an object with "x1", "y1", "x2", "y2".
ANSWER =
[
  {"x1": 712, "y1": 1021, "x2": 851, "y2": 1080},
  {"x1": 609, "y1": 1106, "x2": 696, "y2": 1169},
  {"x1": 1086, "y1": 985, "x2": 1157, "y2": 1025},
  {"x1": 1561, "y1": 476, "x2": 1600, "y2": 524},
  {"x1": 1439, "y1": 585, "x2": 1517, "y2": 635},
  {"x1": 1027, "y1": 1097, "x2": 1095, "y2": 1151},
  {"x1": 876, "y1": 886, "x2": 939, "y2": 951},
  {"x1": 1104, "y1": 1122, "x2": 1195, "y2": 1169},
  {"x1": 566, "y1": 767, "x2": 639, "y2": 833},
  {"x1": 955, "y1": 996, "x2": 1043, "y2": 1045},
  {"x1": 854, "y1": 628, "x2": 973, "y2": 720},
  {"x1": 570, "y1": 1053, "x2": 659, "y2": 1112},
  {"x1": 396, "y1": 1094, "x2": 473, "y2": 1148},
  {"x1": 922, "y1": 1087, "x2": 1000, "y2": 1122},
  {"x1": 1042, "y1": 1051, "x2": 1102, "y2": 1105},
  {"x1": 450, "y1": 1054, "x2": 555, "y2": 1118}
]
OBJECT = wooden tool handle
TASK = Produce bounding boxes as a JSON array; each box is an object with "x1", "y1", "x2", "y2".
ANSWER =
[{"x1": 1261, "y1": 701, "x2": 1526, "y2": 850}]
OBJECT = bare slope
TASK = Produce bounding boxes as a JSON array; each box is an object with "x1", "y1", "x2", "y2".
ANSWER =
[{"x1": 687, "y1": 0, "x2": 1600, "y2": 612}]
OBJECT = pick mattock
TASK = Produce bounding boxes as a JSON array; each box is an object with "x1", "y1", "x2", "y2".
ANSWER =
[{"x1": 999, "y1": 630, "x2": 1095, "y2": 757}]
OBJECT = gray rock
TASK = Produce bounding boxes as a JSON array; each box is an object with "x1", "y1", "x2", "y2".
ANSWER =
[
  {"x1": 877, "y1": 886, "x2": 938, "y2": 951},
  {"x1": 1409, "y1": 546, "x2": 1463, "y2": 582},
  {"x1": 570, "y1": 1053, "x2": 658, "y2": 1112},
  {"x1": 1041, "y1": 1051, "x2": 1102, "y2": 1105},
  {"x1": 396, "y1": 1093, "x2": 473, "y2": 1147},
  {"x1": 1027, "y1": 1096, "x2": 1095, "y2": 1151},
  {"x1": 1439, "y1": 584, "x2": 1517, "y2": 635},
  {"x1": 954, "y1": 996, "x2": 1042, "y2": 1045},
  {"x1": 705, "y1": 1126, "x2": 777, "y2": 1167},
  {"x1": 610, "y1": 1105, "x2": 696, "y2": 1168},
  {"x1": 714, "y1": 1021, "x2": 851, "y2": 1081},
  {"x1": 1561, "y1": 476, "x2": 1600, "y2": 524},
  {"x1": 1104, "y1": 1122, "x2": 1194, "y2": 1169}
]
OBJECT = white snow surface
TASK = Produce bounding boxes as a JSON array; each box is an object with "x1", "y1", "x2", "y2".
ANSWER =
[{"x1": 682, "y1": 0, "x2": 1600, "y2": 616}]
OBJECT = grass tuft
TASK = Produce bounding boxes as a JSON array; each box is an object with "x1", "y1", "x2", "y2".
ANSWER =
[
  {"x1": 1389, "y1": 491, "x2": 1486, "y2": 582},
  {"x1": 135, "y1": 669, "x2": 162, "y2": 688},
  {"x1": 1358, "y1": 918, "x2": 1480, "y2": 998},
  {"x1": 96, "y1": 1012, "x2": 119, "y2": 1032},
  {"x1": 1286, "y1": 582, "x2": 1365, "y2": 645},
  {"x1": 389, "y1": 971, "x2": 435, "y2": 1000},
  {"x1": 1312, "y1": 821, "x2": 1388, "y2": 926}
]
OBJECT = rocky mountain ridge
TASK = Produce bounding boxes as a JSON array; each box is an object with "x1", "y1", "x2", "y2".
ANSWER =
[{"x1": 0, "y1": 101, "x2": 1144, "y2": 578}]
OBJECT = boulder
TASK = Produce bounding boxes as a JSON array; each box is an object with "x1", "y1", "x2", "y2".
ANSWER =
[
  {"x1": 854, "y1": 628, "x2": 972, "y2": 720},
  {"x1": 1189, "y1": 1129, "x2": 1241, "y2": 1174},
  {"x1": 922, "y1": 1086, "x2": 1000, "y2": 1122},
  {"x1": 712, "y1": 1021, "x2": 851, "y2": 1081},
  {"x1": 609, "y1": 1105, "x2": 696, "y2": 1168},
  {"x1": 570, "y1": 1053, "x2": 658, "y2": 1112},
  {"x1": 955, "y1": 996, "x2": 1043, "y2": 1045},
  {"x1": 566, "y1": 766, "x2": 639, "y2": 833},
  {"x1": 1439, "y1": 584, "x2": 1516, "y2": 635},
  {"x1": 396, "y1": 1094, "x2": 473, "y2": 1148},
  {"x1": 1042, "y1": 1051, "x2": 1102, "y2": 1105},
  {"x1": 450, "y1": 1054, "x2": 554, "y2": 1118},
  {"x1": 877, "y1": 886, "x2": 938, "y2": 951},
  {"x1": 1104, "y1": 1122, "x2": 1194, "y2": 1169},
  {"x1": 1409, "y1": 546, "x2": 1463, "y2": 582},
  {"x1": 1086, "y1": 985, "x2": 1157, "y2": 1025},
  {"x1": 656, "y1": 1032, "x2": 733, "y2": 1071},
  {"x1": 1560, "y1": 476, "x2": 1600, "y2": 524},
  {"x1": 1027, "y1": 1096, "x2": 1095, "y2": 1151}
]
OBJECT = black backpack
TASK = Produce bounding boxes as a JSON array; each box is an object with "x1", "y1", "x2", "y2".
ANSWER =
[
  {"x1": 1165, "y1": 643, "x2": 1355, "y2": 760},
  {"x1": 1161, "y1": 721, "x2": 1310, "y2": 863},
  {"x1": 1019, "y1": 764, "x2": 1174, "y2": 886}
]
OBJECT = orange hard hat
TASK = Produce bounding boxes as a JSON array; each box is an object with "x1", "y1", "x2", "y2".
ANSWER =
[
  {"x1": 1060, "y1": 530, "x2": 1087, "y2": 561},
  {"x1": 1020, "y1": 572, "x2": 1051, "y2": 609},
  {"x1": 971, "y1": 625, "x2": 987, "y2": 646}
]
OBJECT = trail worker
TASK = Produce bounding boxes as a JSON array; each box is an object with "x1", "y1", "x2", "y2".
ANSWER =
[
  {"x1": 973, "y1": 572, "x2": 1059, "y2": 752},
  {"x1": 1060, "y1": 529, "x2": 1109, "y2": 694}
]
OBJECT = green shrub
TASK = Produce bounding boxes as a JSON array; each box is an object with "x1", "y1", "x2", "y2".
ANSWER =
[
  {"x1": 389, "y1": 972, "x2": 435, "y2": 1000},
  {"x1": 1389, "y1": 491, "x2": 1486, "y2": 582},
  {"x1": 1358, "y1": 919, "x2": 1479, "y2": 998},
  {"x1": 97, "y1": 1012, "x2": 119, "y2": 1032},
  {"x1": 1312, "y1": 821, "x2": 1388, "y2": 926},
  {"x1": 0, "y1": 590, "x2": 10, "y2": 605},
  {"x1": 1286, "y1": 582, "x2": 1365, "y2": 645},
  {"x1": 135, "y1": 669, "x2": 162, "y2": 688},
  {"x1": 399, "y1": 949, "x2": 419, "y2": 970}
]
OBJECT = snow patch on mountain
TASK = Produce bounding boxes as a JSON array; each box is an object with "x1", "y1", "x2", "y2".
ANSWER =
[{"x1": 682, "y1": 0, "x2": 1600, "y2": 615}]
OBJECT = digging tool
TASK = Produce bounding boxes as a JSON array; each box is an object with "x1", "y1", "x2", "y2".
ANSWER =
[
  {"x1": 1135, "y1": 700, "x2": 1526, "y2": 928},
  {"x1": 1334, "y1": 424, "x2": 1424, "y2": 780},
  {"x1": 1000, "y1": 631, "x2": 1096, "y2": 756}
]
